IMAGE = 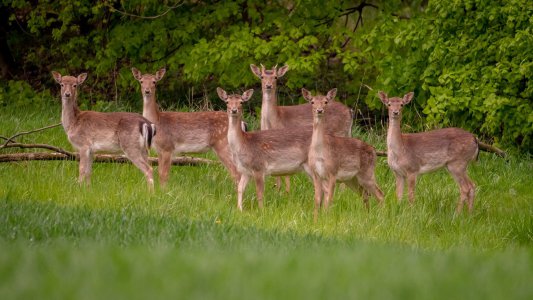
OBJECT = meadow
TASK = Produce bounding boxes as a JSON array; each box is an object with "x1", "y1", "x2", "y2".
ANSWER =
[{"x1": 0, "y1": 102, "x2": 532, "y2": 299}]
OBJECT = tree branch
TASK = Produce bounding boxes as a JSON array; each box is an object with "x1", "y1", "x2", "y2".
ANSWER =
[
  {"x1": 106, "y1": 1, "x2": 184, "y2": 19},
  {"x1": 0, "y1": 123, "x2": 62, "y2": 148}
]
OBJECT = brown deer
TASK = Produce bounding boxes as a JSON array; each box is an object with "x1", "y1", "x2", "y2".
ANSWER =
[
  {"x1": 131, "y1": 67, "x2": 240, "y2": 187},
  {"x1": 250, "y1": 64, "x2": 353, "y2": 192},
  {"x1": 379, "y1": 91, "x2": 478, "y2": 213},
  {"x1": 217, "y1": 87, "x2": 312, "y2": 211},
  {"x1": 52, "y1": 71, "x2": 156, "y2": 188},
  {"x1": 304, "y1": 88, "x2": 384, "y2": 218}
]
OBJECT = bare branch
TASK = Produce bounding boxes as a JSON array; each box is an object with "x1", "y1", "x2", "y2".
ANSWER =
[
  {"x1": 1, "y1": 142, "x2": 74, "y2": 156},
  {"x1": 0, "y1": 123, "x2": 62, "y2": 148},
  {"x1": 106, "y1": 1, "x2": 184, "y2": 19}
]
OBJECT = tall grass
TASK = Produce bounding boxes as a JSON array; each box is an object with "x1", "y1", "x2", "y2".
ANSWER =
[{"x1": 0, "y1": 102, "x2": 531, "y2": 299}]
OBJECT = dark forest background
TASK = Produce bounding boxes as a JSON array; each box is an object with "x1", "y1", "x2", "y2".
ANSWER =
[{"x1": 0, "y1": 0, "x2": 531, "y2": 151}]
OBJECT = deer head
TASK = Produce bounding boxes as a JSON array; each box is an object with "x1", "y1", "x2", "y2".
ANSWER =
[
  {"x1": 302, "y1": 88, "x2": 337, "y2": 118},
  {"x1": 250, "y1": 64, "x2": 289, "y2": 91},
  {"x1": 132, "y1": 67, "x2": 166, "y2": 97},
  {"x1": 379, "y1": 91, "x2": 414, "y2": 119},
  {"x1": 52, "y1": 71, "x2": 87, "y2": 102},
  {"x1": 217, "y1": 88, "x2": 254, "y2": 116}
]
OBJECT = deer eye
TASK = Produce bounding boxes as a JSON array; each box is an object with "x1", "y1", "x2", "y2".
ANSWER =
[
  {"x1": 274, "y1": 76, "x2": 278, "y2": 79},
  {"x1": 311, "y1": 101, "x2": 314, "y2": 104},
  {"x1": 260, "y1": 76, "x2": 263, "y2": 79},
  {"x1": 152, "y1": 81, "x2": 156, "y2": 84},
  {"x1": 387, "y1": 103, "x2": 391, "y2": 107},
  {"x1": 325, "y1": 100, "x2": 328, "y2": 104},
  {"x1": 60, "y1": 84, "x2": 64, "y2": 87},
  {"x1": 140, "y1": 81, "x2": 143, "y2": 84},
  {"x1": 73, "y1": 84, "x2": 77, "y2": 88}
]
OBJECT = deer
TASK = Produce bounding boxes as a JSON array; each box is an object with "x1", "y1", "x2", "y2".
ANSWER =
[
  {"x1": 378, "y1": 91, "x2": 478, "y2": 213},
  {"x1": 131, "y1": 67, "x2": 241, "y2": 187},
  {"x1": 51, "y1": 71, "x2": 156, "y2": 189},
  {"x1": 217, "y1": 87, "x2": 313, "y2": 211},
  {"x1": 250, "y1": 64, "x2": 353, "y2": 193},
  {"x1": 304, "y1": 88, "x2": 384, "y2": 219}
]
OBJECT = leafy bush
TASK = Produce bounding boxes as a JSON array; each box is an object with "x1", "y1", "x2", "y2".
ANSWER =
[{"x1": 1, "y1": 0, "x2": 531, "y2": 150}]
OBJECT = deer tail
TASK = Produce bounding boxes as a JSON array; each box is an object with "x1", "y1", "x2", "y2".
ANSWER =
[{"x1": 141, "y1": 122, "x2": 156, "y2": 149}]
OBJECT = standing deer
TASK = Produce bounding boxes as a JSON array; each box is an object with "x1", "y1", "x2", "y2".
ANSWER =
[
  {"x1": 304, "y1": 88, "x2": 384, "y2": 218},
  {"x1": 131, "y1": 67, "x2": 240, "y2": 187},
  {"x1": 250, "y1": 64, "x2": 353, "y2": 192},
  {"x1": 217, "y1": 87, "x2": 312, "y2": 211},
  {"x1": 52, "y1": 71, "x2": 156, "y2": 188},
  {"x1": 379, "y1": 91, "x2": 478, "y2": 213}
]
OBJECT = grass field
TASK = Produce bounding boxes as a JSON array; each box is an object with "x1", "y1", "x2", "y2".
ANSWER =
[{"x1": 1, "y1": 103, "x2": 532, "y2": 299}]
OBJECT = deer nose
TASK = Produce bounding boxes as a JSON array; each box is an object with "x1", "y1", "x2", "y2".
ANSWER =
[
  {"x1": 231, "y1": 108, "x2": 238, "y2": 114},
  {"x1": 144, "y1": 89, "x2": 151, "y2": 95},
  {"x1": 265, "y1": 84, "x2": 273, "y2": 89},
  {"x1": 64, "y1": 92, "x2": 71, "y2": 98},
  {"x1": 316, "y1": 108, "x2": 324, "y2": 114},
  {"x1": 392, "y1": 111, "x2": 399, "y2": 116}
]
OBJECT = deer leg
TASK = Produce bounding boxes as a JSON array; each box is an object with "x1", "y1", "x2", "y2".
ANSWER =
[
  {"x1": 394, "y1": 173, "x2": 405, "y2": 202},
  {"x1": 78, "y1": 148, "x2": 92, "y2": 186},
  {"x1": 312, "y1": 174, "x2": 324, "y2": 221},
  {"x1": 447, "y1": 163, "x2": 475, "y2": 213},
  {"x1": 254, "y1": 173, "x2": 265, "y2": 209},
  {"x1": 213, "y1": 143, "x2": 240, "y2": 187},
  {"x1": 345, "y1": 179, "x2": 368, "y2": 209},
  {"x1": 124, "y1": 148, "x2": 154, "y2": 191},
  {"x1": 357, "y1": 173, "x2": 385, "y2": 207},
  {"x1": 406, "y1": 173, "x2": 417, "y2": 205},
  {"x1": 157, "y1": 151, "x2": 172, "y2": 188},
  {"x1": 283, "y1": 176, "x2": 291, "y2": 193},
  {"x1": 237, "y1": 174, "x2": 250, "y2": 211},
  {"x1": 323, "y1": 176, "x2": 337, "y2": 209}
]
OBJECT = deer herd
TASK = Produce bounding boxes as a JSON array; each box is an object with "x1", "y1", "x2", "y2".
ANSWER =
[{"x1": 51, "y1": 64, "x2": 480, "y2": 216}]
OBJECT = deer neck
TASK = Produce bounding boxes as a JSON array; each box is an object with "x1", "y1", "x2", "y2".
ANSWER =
[
  {"x1": 142, "y1": 93, "x2": 160, "y2": 124},
  {"x1": 387, "y1": 117, "x2": 405, "y2": 154},
  {"x1": 310, "y1": 115, "x2": 327, "y2": 155},
  {"x1": 61, "y1": 97, "x2": 80, "y2": 132},
  {"x1": 227, "y1": 113, "x2": 245, "y2": 151},
  {"x1": 261, "y1": 89, "x2": 280, "y2": 129}
]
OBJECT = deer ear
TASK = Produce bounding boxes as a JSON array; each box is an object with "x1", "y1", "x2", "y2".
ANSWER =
[
  {"x1": 77, "y1": 73, "x2": 87, "y2": 84},
  {"x1": 326, "y1": 88, "x2": 337, "y2": 101},
  {"x1": 277, "y1": 65, "x2": 289, "y2": 78},
  {"x1": 52, "y1": 71, "x2": 62, "y2": 84},
  {"x1": 241, "y1": 89, "x2": 254, "y2": 102},
  {"x1": 250, "y1": 64, "x2": 261, "y2": 78},
  {"x1": 131, "y1": 67, "x2": 142, "y2": 81},
  {"x1": 155, "y1": 68, "x2": 166, "y2": 81},
  {"x1": 302, "y1": 88, "x2": 313, "y2": 102},
  {"x1": 378, "y1": 91, "x2": 388, "y2": 104},
  {"x1": 403, "y1": 92, "x2": 414, "y2": 105},
  {"x1": 216, "y1": 87, "x2": 228, "y2": 102}
]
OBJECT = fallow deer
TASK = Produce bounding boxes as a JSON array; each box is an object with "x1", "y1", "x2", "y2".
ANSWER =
[
  {"x1": 305, "y1": 88, "x2": 384, "y2": 219},
  {"x1": 132, "y1": 67, "x2": 240, "y2": 187},
  {"x1": 52, "y1": 71, "x2": 155, "y2": 188},
  {"x1": 379, "y1": 91, "x2": 478, "y2": 213},
  {"x1": 217, "y1": 87, "x2": 312, "y2": 211},
  {"x1": 250, "y1": 64, "x2": 353, "y2": 192}
]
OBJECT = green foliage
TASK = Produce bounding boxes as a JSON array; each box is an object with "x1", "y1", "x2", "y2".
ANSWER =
[
  {"x1": 357, "y1": 0, "x2": 533, "y2": 149},
  {"x1": 1, "y1": 0, "x2": 531, "y2": 150}
]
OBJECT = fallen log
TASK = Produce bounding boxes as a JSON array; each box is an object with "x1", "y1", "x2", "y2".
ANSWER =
[{"x1": 0, "y1": 152, "x2": 217, "y2": 166}]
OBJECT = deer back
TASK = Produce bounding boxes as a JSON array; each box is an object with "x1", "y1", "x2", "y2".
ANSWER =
[
  {"x1": 276, "y1": 101, "x2": 352, "y2": 136},
  {"x1": 395, "y1": 128, "x2": 478, "y2": 174},
  {"x1": 153, "y1": 111, "x2": 228, "y2": 153},
  {"x1": 236, "y1": 128, "x2": 312, "y2": 176},
  {"x1": 67, "y1": 111, "x2": 150, "y2": 152}
]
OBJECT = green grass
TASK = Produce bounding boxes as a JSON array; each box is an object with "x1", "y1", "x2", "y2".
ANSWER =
[{"x1": 0, "y1": 103, "x2": 532, "y2": 299}]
